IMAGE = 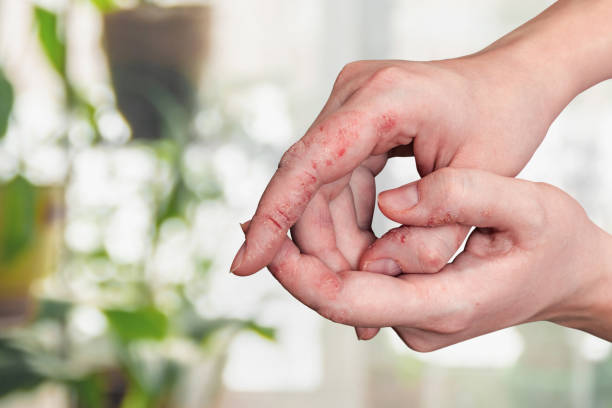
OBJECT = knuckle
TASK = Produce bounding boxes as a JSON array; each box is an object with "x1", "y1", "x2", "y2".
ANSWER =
[
  {"x1": 530, "y1": 182, "x2": 560, "y2": 230},
  {"x1": 424, "y1": 168, "x2": 468, "y2": 225},
  {"x1": 335, "y1": 61, "x2": 364, "y2": 88},
  {"x1": 417, "y1": 243, "x2": 447, "y2": 273},
  {"x1": 436, "y1": 167, "x2": 466, "y2": 199},
  {"x1": 366, "y1": 66, "x2": 405, "y2": 88},
  {"x1": 279, "y1": 140, "x2": 306, "y2": 169}
]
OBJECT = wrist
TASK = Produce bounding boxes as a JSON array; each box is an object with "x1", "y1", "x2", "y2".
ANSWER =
[
  {"x1": 550, "y1": 225, "x2": 612, "y2": 341},
  {"x1": 458, "y1": 0, "x2": 612, "y2": 125}
]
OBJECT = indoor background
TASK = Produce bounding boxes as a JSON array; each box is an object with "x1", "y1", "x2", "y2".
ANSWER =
[{"x1": 0, "y1": 0, "x2": 611, "y2": 407}]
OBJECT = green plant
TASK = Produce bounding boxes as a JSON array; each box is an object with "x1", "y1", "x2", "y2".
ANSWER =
[
  {"x1": 0, "y1": 69, "x2": 14, "y2": 140},
  {"x1": 90, "y1": 0, "x2": 120, "y2": 13},
  {"x1": 88, "y1": 0, "x2": 170, "y2": 13},
  {"x1": 0, "y1": 292, "x2": 275, "y2": 407},
  {"x1": 0, "y1": 3, "x2": 276, "y2": 407},
  {"x1": 33, "y1": 6, "x2": 101, "y2": 142}
]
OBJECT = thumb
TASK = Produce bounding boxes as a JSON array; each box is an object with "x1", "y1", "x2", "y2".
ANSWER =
[{"x1": 377, "y1": 168, "x2": 543, "y2": 236}]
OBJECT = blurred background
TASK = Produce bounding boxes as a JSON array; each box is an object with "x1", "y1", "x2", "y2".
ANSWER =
[{"x1": 0, "y1": 0, "x2": 611, "y2": 407}]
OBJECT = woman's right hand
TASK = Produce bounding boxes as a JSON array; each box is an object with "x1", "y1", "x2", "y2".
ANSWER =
[
  {"x1": 264, "y1": 168, "x2": 612, "y2": 349},
  {"x1": 231, "y1": 0, "x2": 612, "y2": 279}
]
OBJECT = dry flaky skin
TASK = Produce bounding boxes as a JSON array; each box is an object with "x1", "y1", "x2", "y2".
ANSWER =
[
  {"x1": 260, "y1": 169, "x2": 612, "y2": 349},
  {"x1": 233, "y1": 0, "x2": 612, "y2": 345}
]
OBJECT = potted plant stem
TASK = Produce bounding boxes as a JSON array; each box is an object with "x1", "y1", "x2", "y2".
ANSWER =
[{"x1": 103, "y1": 1, "x2": 211, "y2": 140}]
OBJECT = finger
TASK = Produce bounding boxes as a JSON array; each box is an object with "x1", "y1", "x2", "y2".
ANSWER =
[
  {"x1": 349, "y1": 165, "x2": 378, "y2": 230},
  {"x1": 232, "y1": 111, "x2": 374, "y2": 275},
  {"x1": 291, "y1": 191, "x2": 351, "y2": 272},
  {"x1": 360, "y1": 224, "x2": 470, "y2": 275},
  {"x1": 392, "y1": 236, "x2": 548, "y2": 352},
  {"x1": 329, "y1": 186, "x2": 374, "y2": 268},
  {"x1": 328, "y1": 185, "x2": 381, "y2": 341},
  {"x1": 267, "y1": 235, "x2": 433, "y2": 327},
  {"x1": 265, "y1": 224, "x2": 519, "y2": 332},
  {"x1": 233, "y1": 99, "x2": 417, "y2": 275},
  {"x1": 337, "y1": 165, "x2": 382, "y2": 341},
  {"x1": 377, "y1": 168, "x2": 543, "y2": 237},
  {"x1": 242, "y1": 220, "x2": 369, "y2": 341},
  {"x1": 307, "y1": 62, "x2": 405, "y2": 144},
  {"x1": 356, "y1": 327, "x2": 380, "y2": 341}
]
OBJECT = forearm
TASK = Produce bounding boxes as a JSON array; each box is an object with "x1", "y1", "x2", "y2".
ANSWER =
[{"x1": 459, "y1": 0, "x2": 612, "y2": 124}]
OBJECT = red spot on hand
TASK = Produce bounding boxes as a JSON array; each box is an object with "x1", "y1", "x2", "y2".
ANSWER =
[
  {"x1": 316, "y1": 273, "x2": 341, "y2": 300},
  {"x1": 311, "y1": 160, "x2": 318, "y2": 170},
  {"x1": 326, "y1": 159, "x2": 333, "y2": 166},
  {"x1": 376, "y1": 112, "x2": 397, "y2": 138},
  {"x1": 427, "y1": 212, "x2": 454, "y2": 226},
  {"x1": 266, "y1": 215, "x2": 283, "y2": 230},
  {"x1": 337, "y1": 147, "x2": 346, "y2": 158},
  {"x1": 400, "y1": 235, "x2": 406, "y2": 244},
  {"x1": 276, "y1": 208, "x2": 291, "y2": 224},
  {"x1": 266, "y1": 207, "x2": 293, "y2": 232},
  {"x1": 296, "y1": 170, "x2": 318, "y2": 206}
]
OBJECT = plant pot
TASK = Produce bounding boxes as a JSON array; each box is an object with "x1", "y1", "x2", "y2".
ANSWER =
[
  {"x1": 103, "y1": 4, "x2": 211, "y2": 140},
  {"x1": 0, "y1": 177, "x2": 64, "y2": 326}
]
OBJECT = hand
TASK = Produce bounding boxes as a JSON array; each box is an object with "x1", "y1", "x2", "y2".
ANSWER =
[
  {"x1": 231, "y1": 0, "x2": 612, "y2": 340},
  {"x1": 232, "y1": 0, "x2": 612, "y2": 276},
  {"x1": 259, "y1": 168, "x2": 612, "y2": 349},
  {"x1": 232, "y1": 55, "x2": 558, "y2": 341}
]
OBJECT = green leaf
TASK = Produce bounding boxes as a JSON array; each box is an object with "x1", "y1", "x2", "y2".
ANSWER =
[
  {"x1": 105, "y1": 307, "x2": 168, "y2": 343},
  {"x1": 70, "y1": 375, "x2": 104, "y2": 408},
  {"x1": 244, "y1": 321, "x2": 276, "y2": 341},
  {"x1": 34, "y1": 7, "x2": 66, "y2": 78},
  {"x1": 0, "y1": 176, "x2": 37, "y2": 264},
  {"x1": 89, "y1": 0, "x2": 118, "y2": 13},
  {"x1": 0, "y1": 338, "x2": 45, "y2": 397},
  {"x1": 120, "y1": 380, "x2": 150, "y2": 408},
  {"x1": 194, "y1": 318, "x2": 277, "y2": 345},
  {"x1": 155, "y1": 179, "x2": 185, "y2": 228},
  {"x1": 0, "y1": 69, "x2": 14, "y2": 138},
  {"x1": 35, "y1": 299, "x2": 72, "y2": 323}
]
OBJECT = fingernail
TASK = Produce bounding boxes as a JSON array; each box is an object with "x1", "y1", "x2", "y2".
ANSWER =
[
  {"x1": 363, "y1": 258, "x2": 402, "y2": 276},
  {"x1": 380, "y1": 182, "x2": 418, "y2": 212},
  {"x1": 230, "y1": 242, "x2": 246, "y2": 274}
]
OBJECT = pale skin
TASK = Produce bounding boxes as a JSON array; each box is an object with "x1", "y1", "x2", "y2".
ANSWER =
[{"x1": 231, "y1": 0, "x2": 612, "y2": 346}]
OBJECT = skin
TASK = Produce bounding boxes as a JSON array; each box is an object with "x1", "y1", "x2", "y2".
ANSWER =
[
  {"x1": 247, "y1": 168, "x2": 612, "y2": 350},
  {"x1": 232, "y1": 0, "x2": 612, "y2": 344}
]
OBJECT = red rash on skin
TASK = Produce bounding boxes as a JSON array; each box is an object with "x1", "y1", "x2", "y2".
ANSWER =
[
  {"x1": 300, "y1": 189, "x2": 313, "y2": 203},
  {"x1": 427, "y1": 212, "x2": 454, "y2": 227},
  {"x1": 337, "y1": 147, "x2": 346, "y2": 157},
  {"x1": 311, "y1": 161, "x2": 318, "y2": 170},
  {"x1": 266, "y1": 170, "x2": 318, "y2": 232},
  {"x1": 266, "y1": 215, "x2": 283, "y2": 231},
  {"x1": 295, "y1": 173, "x2": 316, "y2": 205},
  {"x1": 376, "y1": 112, "x2": 398, "y2": 138},
  {"x1": 326, "y1": 159, "x2": 333, "y2": 166},
  {"x1": 315, "y1": 273, "x2": 341, "y2": 301}
]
